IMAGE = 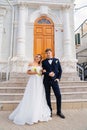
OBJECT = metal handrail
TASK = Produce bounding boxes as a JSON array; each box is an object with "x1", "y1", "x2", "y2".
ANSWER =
[
  {"x1": 0, "y1": 58, "x2": 26, "y2": 81},
  {"x1": 77, "y1": 64, "x2": 84, "y2": 80},
  {"x1": 0, "y1": 60, "x2": 12, "y2": 81},
  {"x1": 75, "y1": 19, "x2": 87, "y2": 32},
  {"x1": 0, "y1": 59, "x2": 16, "y2": 81},
  {"x1": 75, "y1": 19, "x2": 87, "y2": 38}
]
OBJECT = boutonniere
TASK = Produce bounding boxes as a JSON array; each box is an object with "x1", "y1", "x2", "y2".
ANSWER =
[{"x1": 55, "y1": 60, "x2": 58, "y2": 64}]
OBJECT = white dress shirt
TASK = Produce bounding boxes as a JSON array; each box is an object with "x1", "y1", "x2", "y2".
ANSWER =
[{"x1": 48, "y1": 59, "x2": 53, "y2": 64}]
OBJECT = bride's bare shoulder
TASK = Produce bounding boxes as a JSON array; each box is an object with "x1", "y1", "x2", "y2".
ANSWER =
[{"x1": 28, "y1": 62, "x2": 33, "y2": 66}]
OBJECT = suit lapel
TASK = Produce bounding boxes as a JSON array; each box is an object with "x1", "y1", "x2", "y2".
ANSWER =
[
  {"x1": 52, "y1": 58, "x2": 55, "y2": 65},
  {"x1": 46, "y1": 59, "x2": 51, "y2": 66},
  {"x1": 52, "y1": 58, "x2": 56, "y2": 69}
]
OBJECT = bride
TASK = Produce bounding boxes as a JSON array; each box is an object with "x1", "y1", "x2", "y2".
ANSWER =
[{"x1": 9, "y1": 54, "x2": 51, "y2": 125}]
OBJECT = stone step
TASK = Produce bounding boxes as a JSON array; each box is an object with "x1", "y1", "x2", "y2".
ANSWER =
[
  {"x1": 0, "y1": 81, "x2": 87, "y2": 87},
  {"x1": 10, "y1": 72, "x2": 28, "y2": 78},
  {"x1": 0, "y1": 82, "x2": 26, "y2": 87},
  {"x1": 9, "y1": 77, "x2": 80, "y2": 82},
  {"x1": 61, "y1": 77, "x2": 80, "y2": 81},
  {"x1": 56, "y1": 86, "x2": 87, "y2": 93},
  {"x1": 0, "y1": 72, "x2": 86, "y2": 111},
  {"x1": 60, "y1": 81, "x2": 87, "y2": 86},
  {"x1": 10, "y1": 72, "x2": 80, "y2": 81},
  {"x1": 0, "y1": 99, "x2": 87, "y2": 111},
  {"x1": 10, "y1": 72, "x2": 79, "y2": 78},
  {"x1": 10, "y1": 77, "x2": 80, "y2": 82},
  {"x1": 0, "y1": 93, "x2": 23, "y2": 101},
  {"x1": 0, "y1": 87, "x2": 25, "y2": 93},
  {"x1": 9, "y1": 74, "x2": 27, "y2": 82},
  {"x1": 60, "y1": 86, "x2": 87, "y2": 92},
  {"x1": 0, "y1": 92, "x2": 87, "y2": 101},
  {"x1": 0, "y1": 86, "x2": 87, "y2": 93},
  {"x1": 9, "y1": 79, "x2": 29, "y2": 82},
  {"x1": 52, "y1": 92, "x2": 87, "y2": 100},
  {"x1": 61, "y1": 73, "x2": 80, "y2": 81}
]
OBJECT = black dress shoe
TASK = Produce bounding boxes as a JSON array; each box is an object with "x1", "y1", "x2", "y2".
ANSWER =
[{"x1": 57, "y1": 113, "x2": 65, "y2": 119}]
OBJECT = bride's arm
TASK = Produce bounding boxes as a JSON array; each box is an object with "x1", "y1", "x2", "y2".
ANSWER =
[
  {"x1": 27, "y1": 70, "x2": 38, "y2": 75},
  {"x1": 27, "y1": 63, "x2": 38, "y2": 75}
]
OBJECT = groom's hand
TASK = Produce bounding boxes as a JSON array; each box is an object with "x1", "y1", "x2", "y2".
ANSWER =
[
  {"x1": 49, "y1": 72, "x2": 55, "y2": 77},
  {"x1": 55, "y1": 78, "x2": 59, "y2": 82}
]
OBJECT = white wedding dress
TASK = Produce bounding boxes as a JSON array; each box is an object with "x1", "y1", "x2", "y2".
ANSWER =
[{"x1": 9, "y1": 66, "x2": 51, "y2": 125}]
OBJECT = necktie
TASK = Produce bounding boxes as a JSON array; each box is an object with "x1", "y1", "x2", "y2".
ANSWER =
[{"x1": 47, "y1": 58, "x2": 53, "y2": 60}]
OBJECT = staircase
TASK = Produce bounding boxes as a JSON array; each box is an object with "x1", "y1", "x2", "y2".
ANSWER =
[{"x1": 0, "y1": 73, "x2": 87, "y2": 111}]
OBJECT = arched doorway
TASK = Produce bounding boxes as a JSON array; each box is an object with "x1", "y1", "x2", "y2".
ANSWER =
[{"x1": 34, "y1": 16, "x2": 54, "y2": 59}]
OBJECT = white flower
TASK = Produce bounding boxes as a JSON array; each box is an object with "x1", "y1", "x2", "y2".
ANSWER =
[{"x1": 56, "y1": 60, "x2": 58, "y2": 63}]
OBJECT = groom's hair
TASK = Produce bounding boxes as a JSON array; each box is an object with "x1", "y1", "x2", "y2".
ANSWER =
[{"x1": 45, "y1": 48, "x2": 52, "y2": 53}]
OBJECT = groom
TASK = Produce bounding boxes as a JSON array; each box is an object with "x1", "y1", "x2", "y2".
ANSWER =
[{"x1": 42, "y1": 48, "x2": 65, "y2": 119}]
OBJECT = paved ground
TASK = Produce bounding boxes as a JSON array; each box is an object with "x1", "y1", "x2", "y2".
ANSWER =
[{"x1": 0, "y1": 109, "x2": 87, "y2": 130}]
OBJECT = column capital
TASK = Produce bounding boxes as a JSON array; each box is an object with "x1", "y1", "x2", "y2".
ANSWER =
[
  {"x1": 17, "y1": 2, "x2": 29, "y2": 9},
  {"x1": 62, "y1": 4, "x2": 74, "y2": 12},
  {"x1": 61, "y1": 4, "x2": 71, "y2": 10}
]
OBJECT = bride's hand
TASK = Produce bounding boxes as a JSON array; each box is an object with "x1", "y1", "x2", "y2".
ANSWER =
[{"x1": 42, "y1": 69, "x2": 46, "y2": 73}]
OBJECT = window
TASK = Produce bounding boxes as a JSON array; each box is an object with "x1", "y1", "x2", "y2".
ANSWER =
[
  {"x1": 75, "y1": 33, "x2": 81, "y2": 45},
  {"x1": 37, "y1": 18, "x2": 51, "y2": 24}
]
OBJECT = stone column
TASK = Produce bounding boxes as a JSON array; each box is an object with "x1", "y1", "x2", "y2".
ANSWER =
[
  {"x1": 0, "y1": 7, "x2": 6, "y2": 60},
  {"x1": 63, "y1": 8, "x2": 73, "y2": 60},
  {"x1": 16, "y1": 4, "x2": 26, "y2": 58},
  {"x1": 55, "y1": 27, "x2": 63, "y2": 60},
  {"x1": 11, "y1": 4, "x2": 28, "y2": 73},
  {"x1": 62, "y1": 7, "x2": 77, "y2": 73}
]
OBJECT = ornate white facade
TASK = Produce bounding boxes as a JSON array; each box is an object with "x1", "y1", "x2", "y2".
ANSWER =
[{"x1": 0, "y1": 0, "x2": 77, "y2": 74}]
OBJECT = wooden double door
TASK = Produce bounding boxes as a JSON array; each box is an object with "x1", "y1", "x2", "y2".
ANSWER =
[{"x1": 34, "y1": 16, "x2": 54, "y2": 59}]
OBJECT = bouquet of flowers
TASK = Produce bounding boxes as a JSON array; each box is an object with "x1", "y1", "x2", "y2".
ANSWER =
[
  {"x1": 33, "y1": 67, "x2": 41, "y2": 76},
  {"x1": 33, "y1": 67, "x2": 37, "y2": 72}
]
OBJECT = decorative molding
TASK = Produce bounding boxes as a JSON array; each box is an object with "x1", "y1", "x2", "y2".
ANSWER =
[
  {"x1": 14, "y1": 1, "x2": 72, "y2": 9},
  {"x1": 17, "y1": 3, "x2": 28, "y2": 9},
  {"x1": 29, "y1": 6, "x2": 63, "y2": 25},
  {"x1": 55, "y1": 24, "x2": 63, "y2": 28}
]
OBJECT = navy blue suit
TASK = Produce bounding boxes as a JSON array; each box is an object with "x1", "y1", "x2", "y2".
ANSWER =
[{"x1": 42, "y1": 58, "x2": 62, "y2": 114}]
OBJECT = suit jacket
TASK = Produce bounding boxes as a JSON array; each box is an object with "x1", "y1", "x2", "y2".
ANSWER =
[{"x1": 42, "y1": 58, "x2": 62, "y2": 81}]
